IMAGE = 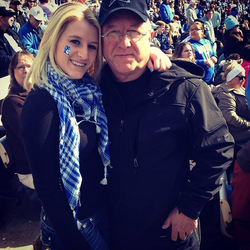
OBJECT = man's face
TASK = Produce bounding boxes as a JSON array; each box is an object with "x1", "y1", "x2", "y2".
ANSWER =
[
  {"x1": 29, "y1": 15, "x2": 41, "y2": 29},
  {"x1": 205, "y1": 11, "x2": 213, "y2": 20},
  {"x1": 0, "y1": 15, "x2": 15, "y2": 30},
  {"x1": 102, "y1": 11, "x2": 152, "y2": 82}
]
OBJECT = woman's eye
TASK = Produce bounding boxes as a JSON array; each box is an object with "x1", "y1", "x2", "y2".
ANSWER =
[
  {"x1": 71, "y1": 40, "x2": 80, "y2": 45},
  {"x1": 88, "y1": 45, "x2": 97, "y2": 50}
]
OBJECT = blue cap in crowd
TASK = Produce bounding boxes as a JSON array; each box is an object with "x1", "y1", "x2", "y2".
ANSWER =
[{"x1": 225, "y1": 15, "x2": 239, "y2": 30}]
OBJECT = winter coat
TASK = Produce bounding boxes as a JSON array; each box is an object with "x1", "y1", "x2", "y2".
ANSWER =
[
  {"x1": 0, "y1": 28, "x2": 24, "y2": 78},
  {"x1": 101, "y1": 60, "x2": 234, "y2": 249},
  {"x1": 212, "y1": 84, "x2": 250, "y2": 142}
]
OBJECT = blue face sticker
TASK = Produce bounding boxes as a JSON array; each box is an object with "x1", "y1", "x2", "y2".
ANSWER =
[{"x1": 63, "y1": 45, "x2": 70, "y2": 55}]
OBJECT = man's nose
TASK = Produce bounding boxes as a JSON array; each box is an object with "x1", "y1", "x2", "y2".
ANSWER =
[{"x1": 118, "y1": 35, "x2": 131, "y2": 48}]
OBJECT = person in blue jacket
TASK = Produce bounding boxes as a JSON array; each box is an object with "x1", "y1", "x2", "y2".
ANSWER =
[
  {"x1": 19, "y1": 6, "x2": 44, "y2": 55},
  {"x1": 189, "y1": 21, "x2": 217, "y2": 84},
  {"x1": 160, "y1": 0, "x2": 173, "y2": 24}
]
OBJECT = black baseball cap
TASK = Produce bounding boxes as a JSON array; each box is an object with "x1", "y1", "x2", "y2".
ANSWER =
[
  {"x1": 0, "y1": 7, "x2": 16, "y2": 17},
  {"x1": 99, "y1": 0, "x2": 149, "y2": 27}
]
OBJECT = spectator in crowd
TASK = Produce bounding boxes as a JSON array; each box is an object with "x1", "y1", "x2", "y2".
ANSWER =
[
  {"x1": 223, "y1": 15, "x2": 250, "y2": 59},
  {"x1": 1, "y1": 50, "x2": 35, "y2": 191},
  {"x1": 169, "y1": 15, "x2": 181, "y2": 46},
  {"x1": 168, "y1": 0, "x2": 175, "y2": 17},
  {"x1": 172, "y1": 41, "x2": 195, "y2": 63},
  {"x1": 156, "y1": 20, "x2": 173, "y2": 55},
  {"x1": 99, "y1": 0, "x2": 234, "y2": 249},
  {"x1": 150, "y1": 22, "x2": 161, "y2": 47},
  {"x1": 216, "y1": 24, "x2": 225, "y2": 45},
  {"x1": 160, "y1": 0, "x2": 173, "y2": 24},
  {"x1": 19, "y1": 5, "x2": 44, "y2": 55},
  {"x1": 189, "y1": 20, "x2": 217, "y2": 84},
  {"x1": 195, "y1": 0, "x2": 206, "y2": 19},
  {"x1": 0, "y1": 6, "x2": 25, "y2": 78},
  {"x1": 39, "y1": 0, "x2": 58, "y2": 20},
  {"x1": 212, "y1": 61, "x2": 250, "y2": 143},
  {"x1": 181, "y1": 18, "x2": 189, "y2": 38},
  {"x1": 240, "y1": 44, "x2": 250, "y2": 88},
  {"x1": 210, "y1": 5, "x2": 221, "y2": 34},
  {"x1": 230, "y1": 5, "x2": 238, "y2": 18},
  {"x1": 214, "y1": 53, "x2": 241, "y2": 85},
  {"x1": 231, "y1": 141, "x2": 250, "y2": 250},
  {"x1": 186, "y1": 0, "x2": 197, "y2": 28},
  {"x1": 22, "y1": 0, "x2": 37, "y2": 21},
  {"x1": 201, "y1": 9, "x2": 216, "y2": 43},
  {"x1": 20, "y1": 2, "x2": 111, "y2": 250},
  {"x1": 9, "y1": 0, "x2": 28, "y2": 27}
]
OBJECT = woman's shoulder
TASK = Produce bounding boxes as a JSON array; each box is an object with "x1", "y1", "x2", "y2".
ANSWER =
[
  {"x1": 2, "y1": 92, "x2": 26, "y2": 110},
  {"x1": 24, "y1": 86, "x2": 57, "y2": 111}
]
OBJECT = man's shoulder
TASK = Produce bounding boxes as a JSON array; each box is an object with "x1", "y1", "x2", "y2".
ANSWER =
[
  {"x1": 153, "y1": 60, "x2": 205, "y2": 85},
  {"x1": 19, "y1": 23, "x2": 31, "y2": 33}
]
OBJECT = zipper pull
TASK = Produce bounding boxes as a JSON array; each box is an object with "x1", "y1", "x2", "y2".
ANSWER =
[
  {"x1": 134, "y1": 158, "x2": 139, "y2": 175},
  {"x1": 119, "y1": 120, "x2": 124, "y2": 132}
]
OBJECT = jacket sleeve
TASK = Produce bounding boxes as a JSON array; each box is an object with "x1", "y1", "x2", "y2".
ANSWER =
[
  {"x1": 218, "y1": 91, "x2": 250, "y2": 129},
  {"x1": 177, "y1": 81, "x2": 234, "y2": 219},
  {"x1": 19, "y1": 30, "x2": 38, "y2": 55},
  {"x1": 19, "y1": 91, "x2": 91, "y2": 250}
]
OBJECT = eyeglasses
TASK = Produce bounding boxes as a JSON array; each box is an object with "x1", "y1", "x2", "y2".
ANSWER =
[
  {"x1": 236, "y1": 75, "x2": 246, "y2": 81},
  {"x1": 15, "y1": 65, "x2": 31, "y2": 71},
  {"x1": 34, "y1": 18, "x2": 41, "y2": 22},
  {"x1": 102, "y1": 30, "x2": 148, "y2": 43},
  {"x1": 189, "y1": 28, "x2": 202, "y2": 32}
]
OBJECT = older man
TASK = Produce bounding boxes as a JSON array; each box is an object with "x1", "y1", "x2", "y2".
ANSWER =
[
  {"x1": 99, "y1": 0, "x2": 234, "y2": 249},
  {"x1": 19, "y1": 6, "x2": 44, "y2": 55}
]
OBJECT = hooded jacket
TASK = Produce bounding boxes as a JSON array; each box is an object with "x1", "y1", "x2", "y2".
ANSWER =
[{"x1": 101, "y1": 60, "x2": 234, "y2": 249}]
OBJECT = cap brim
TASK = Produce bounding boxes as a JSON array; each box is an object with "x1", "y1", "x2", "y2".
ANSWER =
[{"x1": 100, "y1": 7, "x2": 148, "y2": 27}]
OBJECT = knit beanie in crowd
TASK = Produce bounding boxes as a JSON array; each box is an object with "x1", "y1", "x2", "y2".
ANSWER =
[{"x1": 225, "y1": 15, "x2": 239, "y2": 30}]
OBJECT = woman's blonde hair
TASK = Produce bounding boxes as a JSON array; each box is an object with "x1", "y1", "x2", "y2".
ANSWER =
[{"x1": 24, "y1": 2, "x2": 102, "y2": 90}]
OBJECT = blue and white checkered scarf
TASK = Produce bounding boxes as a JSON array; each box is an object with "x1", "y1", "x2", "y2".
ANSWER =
[{"x1": 40, "y1": 61, "x2": 110, "y2": 223}]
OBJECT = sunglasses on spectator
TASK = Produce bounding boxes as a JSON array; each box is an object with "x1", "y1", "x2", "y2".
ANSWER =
[
  {"x1": 235, "y1": 75, "x2": 246, "y2": 81},
  {"x1": 34, "y1": 18, "x2": 41, "y2": 22}
]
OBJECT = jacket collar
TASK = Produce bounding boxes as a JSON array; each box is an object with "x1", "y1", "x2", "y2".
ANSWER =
[
  {"x1": 217, "y1": 83, "x2": 245, "y2": 96},
  {"x1": 102, "y1": 60, "x2": 205, "y2": 107}
]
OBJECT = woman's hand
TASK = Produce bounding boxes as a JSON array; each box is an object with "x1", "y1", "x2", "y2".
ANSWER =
[{"x1": 148, "y1": 46, "x2": 172, "y2": 72}]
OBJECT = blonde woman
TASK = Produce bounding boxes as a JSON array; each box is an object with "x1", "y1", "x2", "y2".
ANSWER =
[{"x1": 20, "y1": 3, "x2": 110, "y2": 250}]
